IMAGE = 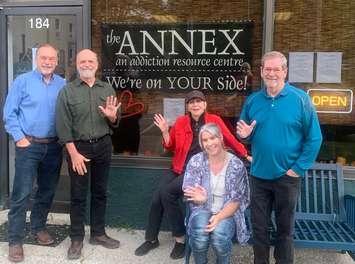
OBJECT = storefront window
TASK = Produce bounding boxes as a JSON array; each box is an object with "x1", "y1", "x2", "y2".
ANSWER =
[
  {"x1": 274, "y1": 1, "x2": 355, "y2": 167},
  {"x1": 92, "y1": 0, "x2": 263, "y2": 157}
]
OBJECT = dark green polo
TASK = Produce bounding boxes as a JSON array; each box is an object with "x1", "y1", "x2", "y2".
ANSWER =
[{"x1": 56, "y1": 78, "x2": 118, "y2": 143}]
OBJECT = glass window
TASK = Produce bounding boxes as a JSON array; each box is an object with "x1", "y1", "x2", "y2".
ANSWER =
[
  {"x1": 8, "y1": 15, "x2": 76, "y2": 80},
  {"x1": 55, "y1": 18, "x2": 60, "y2": 30},
  {"x1": 6, "y1": 12, "x2": 79, "y2": 195},
  {"x1": 274, "y1": 1, "x2": 355, "y2": 167},
  {"x1": 92, "y1": 0, "x2": 263, "y2": 157}
]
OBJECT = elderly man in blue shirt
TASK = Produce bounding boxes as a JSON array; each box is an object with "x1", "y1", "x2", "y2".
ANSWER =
[
  {"x1": 237, "y1": 51, "x2": 322, "y2": 264},
  {"x1": 3, "y1": 44, "x2": 65, "y2": 263}
]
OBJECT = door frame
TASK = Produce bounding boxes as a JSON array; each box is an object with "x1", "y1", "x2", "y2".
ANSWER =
[{"x1": 0, "y1": 0, "x2": 90, "y2": 208}]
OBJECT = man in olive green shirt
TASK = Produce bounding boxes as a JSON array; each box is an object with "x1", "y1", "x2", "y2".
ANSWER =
[{"x1": 56, "y1": 49, "x2": 121, "y2": 260}]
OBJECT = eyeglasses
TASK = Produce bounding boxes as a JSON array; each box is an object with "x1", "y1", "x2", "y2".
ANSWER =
[
  {"x1": 38, "y1": 56, "x2": 57, "y2": 62},
  {"x1": 262, "y1": 67, "x2": 285, "y2": 74}
]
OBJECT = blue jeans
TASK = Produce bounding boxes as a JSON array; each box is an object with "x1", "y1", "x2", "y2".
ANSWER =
[
  {"x1": 8, "y1": 142, "x2": 62, "y2": 245},
  {"x1": 250, "y1": 175, "x2": 300, "y2": 264},
  {"x1": 189, "y1": 210, "x2": 235, "y2": 264}
]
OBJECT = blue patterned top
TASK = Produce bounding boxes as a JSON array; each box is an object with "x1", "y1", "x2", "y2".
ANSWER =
[{"x1": 182, "y1": 151, "x2": 250, "y2": 244}]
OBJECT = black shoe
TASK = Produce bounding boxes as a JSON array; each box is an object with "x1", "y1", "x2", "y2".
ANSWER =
[
  {"x1": 134, "y1": 240, "x2": 159, "y2": 256},
  {"x1": 89, "y1": 234, "x2": 120, "y2": 249},
  {"x1": 170, "y1": 242, "x2": 185, "y2": 259}
]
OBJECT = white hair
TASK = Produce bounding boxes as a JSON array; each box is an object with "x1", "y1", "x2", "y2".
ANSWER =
[
  {"x1": 198, "y1": 123, "x2": 223, "y2": 151},
  {"x1": 261, "y1": 51, "x2": 287, "y2": 69}
]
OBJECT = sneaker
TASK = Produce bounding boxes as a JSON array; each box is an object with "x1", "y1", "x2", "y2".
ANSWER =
[
  {"x1": 134, "y1": 240, "x2": 159, "y2": 256},
  {"x1": 170, "y1": 242, "x2": 185, "y2": 259}
]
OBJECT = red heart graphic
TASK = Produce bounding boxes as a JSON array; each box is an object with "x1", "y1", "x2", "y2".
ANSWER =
[{"x1": 118, "y1": 90, "x2": 145, "y2": 118}]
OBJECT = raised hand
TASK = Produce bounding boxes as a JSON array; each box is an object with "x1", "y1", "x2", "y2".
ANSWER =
[
  {"x1": 183, "y1": 185, "x2": 208, "y2": 204},
  {"x1": 153, "y1": 114, "x2": 169, "y2": 134},
  {"x1": 236, "y1": 120, "x2": 256, "y2": 139},
  {"x1": 98, "y1": 95, "x2": 121, "y2": 123}
]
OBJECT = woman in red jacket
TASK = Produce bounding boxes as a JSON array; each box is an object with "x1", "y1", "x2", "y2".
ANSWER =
[{"x1": 134, "y1": 90, "x2": 250, "y2": 259}]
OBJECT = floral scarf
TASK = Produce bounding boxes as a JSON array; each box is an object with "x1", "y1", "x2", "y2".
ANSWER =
[{"x1": 182, "y1": 151, "x2": 250, "y2": 244}]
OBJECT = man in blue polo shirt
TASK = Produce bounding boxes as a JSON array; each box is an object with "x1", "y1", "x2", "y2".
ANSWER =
[
  {"x1": 237, "y1": 51, "x2": 322, "y2": 264},
  {"x1": 3, "y1": 44, "x2": 65, "y2": 262}
]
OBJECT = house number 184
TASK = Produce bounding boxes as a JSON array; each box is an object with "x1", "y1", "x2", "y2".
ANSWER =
[{"x1": 28, "y1": 18, "x2": 50, "y2": 29}]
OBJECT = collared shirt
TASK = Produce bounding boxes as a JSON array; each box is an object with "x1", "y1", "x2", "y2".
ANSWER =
[
  {"x1": 3, "y1": 70, "x2": 66, "y2": 141},
  {"x1": 56, "y1": 78, "x2": 118, "y2": 143},
  {"x1": 239, "y1": 82, "x2": 322, "y2": 179}
]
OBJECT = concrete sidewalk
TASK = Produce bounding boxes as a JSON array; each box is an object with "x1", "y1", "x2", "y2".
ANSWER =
[{"x1": 0, "y1": 210, "x2": 353, "y2": 264}]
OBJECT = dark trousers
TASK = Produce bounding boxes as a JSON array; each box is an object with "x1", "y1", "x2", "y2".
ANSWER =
[
  {"x1": 250, "y1": 175, "x2": 300, "y2": 264},
  {"x1": 145, "y1": 170, "x2": 185, "y2": 241},
  {"x1": 8, "y1": 142, "x2": 62, "y2": 245},
  {"x1": 67, "y1": 135, "x2": 112, "y2": 241}
]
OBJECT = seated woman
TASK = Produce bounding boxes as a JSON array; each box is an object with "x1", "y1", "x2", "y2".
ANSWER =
[
  {"x1": 183, "y1": 123, "x2": 250, "y2": 264},
  {"x1": 135, "y1": 91, "x2": 250, "y2": 259}
]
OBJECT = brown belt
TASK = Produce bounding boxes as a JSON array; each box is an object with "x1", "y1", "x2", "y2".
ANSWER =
[{"x1": 25, "y1": 135, "x2": 58, "y2": 144}]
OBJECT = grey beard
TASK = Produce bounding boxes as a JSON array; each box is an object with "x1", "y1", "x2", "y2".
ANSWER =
[{"x1": 78, "y1": 69, "x2": 95, "y2": 79}]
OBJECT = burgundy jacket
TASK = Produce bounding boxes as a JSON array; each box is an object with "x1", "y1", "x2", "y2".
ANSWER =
[{"x1": 163, "y1": 112, "x2": 248, "y2": 174}]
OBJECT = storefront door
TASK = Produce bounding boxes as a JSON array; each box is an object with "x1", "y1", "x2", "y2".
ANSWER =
[{"x1": 0, "y1": 5, "x2": 85, "y2": 210}]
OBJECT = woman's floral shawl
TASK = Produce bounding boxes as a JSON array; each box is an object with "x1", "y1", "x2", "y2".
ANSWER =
[{"x1": 182, "y1": 152, "x2": 250, "y2": 244}]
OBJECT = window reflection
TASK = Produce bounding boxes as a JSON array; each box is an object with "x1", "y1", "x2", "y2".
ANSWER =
[
  {"x1": 9, "y1": 15, "x2": 76, "y2": 80},
  {"x1": 93, "y1": 0, "x2": 263, "y2": 158},
  {"x1": 274, "y1": 1, "x2": 355, "y2": 167}
]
